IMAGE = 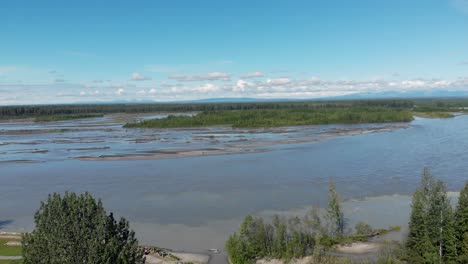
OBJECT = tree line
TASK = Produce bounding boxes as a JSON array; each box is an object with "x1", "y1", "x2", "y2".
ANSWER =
[
  {"x1": 4, "y1": 98, "x2": 468, "y2": 120},
  {"x1": 125, "y1": 107, "x2": 414, "y2": 128},
  {"x1": 0, "y1": 99, "x2": 414, "y2": 119}
]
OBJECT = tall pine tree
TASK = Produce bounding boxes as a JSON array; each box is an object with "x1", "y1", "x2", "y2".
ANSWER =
[
  {"x1": 406, "y1": 168, "x2": 457, "y2": 263},
  {"x1": 455, "y1": 181, "x2": 468, "y2": 261},
  {"x1": 427, "y1": 180, "x2": 457, "y2": 263},
  {"x1": 406, "y1": 188, "x2": 434, "y2": 263}
]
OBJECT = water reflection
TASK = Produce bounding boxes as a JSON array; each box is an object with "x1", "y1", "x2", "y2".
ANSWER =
[{"x1": 1, "y1": 115, "x2": 467, "y2": 251}]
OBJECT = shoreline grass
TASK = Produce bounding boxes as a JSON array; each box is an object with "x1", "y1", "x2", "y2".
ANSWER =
[
  {"x1": 0, "y1": 238, "x2": 22, "y2": 257},
  {"x1": 412, "y1": 111, "x2": 455, "y2": 118},
  {"x1": 34, "y1": 113, "x2": 104, "y2": 122}
]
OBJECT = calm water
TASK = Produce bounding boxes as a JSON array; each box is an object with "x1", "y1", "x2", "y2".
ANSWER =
[{"x1": 0, "y1": 115, "x2": 467, "y2": 251}]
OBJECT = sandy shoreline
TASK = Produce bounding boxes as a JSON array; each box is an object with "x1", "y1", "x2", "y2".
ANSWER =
[{"x1": 74, "y1": 125, "x2": 408, "y2": 161}]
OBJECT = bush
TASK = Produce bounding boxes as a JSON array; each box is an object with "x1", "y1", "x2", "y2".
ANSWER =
[
  {"x1": 22, "y1": 192, "x2": 144, "y2": 264},
  {"x1": 355, "y1": 222, "x2": 373, "y2": 236}
]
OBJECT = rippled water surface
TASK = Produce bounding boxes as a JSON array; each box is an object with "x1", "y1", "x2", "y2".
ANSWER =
[{"x1": 1, "y1": 115, "x2": 467, "y2": 251}]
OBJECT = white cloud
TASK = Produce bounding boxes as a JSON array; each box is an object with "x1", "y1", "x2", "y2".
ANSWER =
[
  {"x1": 131, "y1": 72, "x2": 151, "y2": 81},
  {"x1": 4, "y1": 73, "x2": 468, "y2": 104},
  {"x1": 168, "y1": 72, "x2": 230, "y2": 82},
  {"x1": 241, "y1": 71, "x2": 264, "y2": 79},
  {"x1": 197, "y1": 83, "x2": 220, "y2": 93},
  {"x1": 79, "y1": 90, "x2": 100, "y2": 96},
  {"x1": 401, "y1": 80, "x2": 426, "y2": 88},
  {"x1": 115, "y1": 88, "x2": 125, "y2": 95},
  {"x1": 233, "y1": 80, "x2": 252, "y2": 92},
  {"x1": 266, "y1": 78, "x2": 291, "y2": 86}
]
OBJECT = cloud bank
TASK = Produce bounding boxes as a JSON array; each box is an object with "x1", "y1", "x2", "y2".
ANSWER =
[{"x1": 2, "y1": 68, "x2": 468, "y2": 105}]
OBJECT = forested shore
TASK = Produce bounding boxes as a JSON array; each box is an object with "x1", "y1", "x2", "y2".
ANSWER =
[
  {"x1": 2, "y1": 98, "x2": 467, "y2": 119},
  {"x1": 124, "y1": 108, "x2": 414, "y2": 128}
]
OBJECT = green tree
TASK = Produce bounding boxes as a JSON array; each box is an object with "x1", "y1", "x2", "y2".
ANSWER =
[
  {"x1": 304, "y1": 206, "x2": 322, "y2": 233},
  {"x1": 327, "y1": 178, "x2": 344, "y2": 238},
  {"x1": 406, "y1": 187, "x2": 432, "y2": 263},
  {"x1": 426, "y1": 180, "x2": 457, "y2": 263},
  {"x1": 406, "y1": 168, "x2": 457, "y2": 263},
  {"x1": 355, "y1": 222, "x2": 373, "y2": 236},
  {"x1": 226, "y1": 233, "x2": 250, "y2": 264},
  {"x1": 22, "y1": 192, "x2": 143, "y2": 264},
  {"x1": 458, "y1": 233, "x2": 468, "y2": 263},
  {"x1": 455, "y1": 181, "x2": 468, "y2": 261},
  {"x1": 271, "y1": 215, "x2": 287, "y2": 258}
]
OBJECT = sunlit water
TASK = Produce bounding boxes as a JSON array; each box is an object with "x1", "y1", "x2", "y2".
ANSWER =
[{"x1": 1, "y1": 115, "x2": 467, "y2": 251}]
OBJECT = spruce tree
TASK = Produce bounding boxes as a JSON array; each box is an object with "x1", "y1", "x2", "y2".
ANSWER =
[
  {"x1": 426, "y1": 181, "x2": 457, "y2": 263},
  {"x1": 406, "y1": 188, "x2": 432, "y2": 263},
  {"x1": 406, "y1": 168, "x2": 457, "y2": 263},
  {"x1": 455, "y1": 181, "x2": 468, "y2": 260},
  {"x1": 459, "y1": 232, "x2": 468, "y2": 263}
]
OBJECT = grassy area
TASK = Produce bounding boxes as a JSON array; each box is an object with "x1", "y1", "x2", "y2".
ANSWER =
[
  {"x1": 0, "y1": 238, "x2": 22, "y2": 256},
  {"x1": 34, "y1": 113, "x2": 103, "y2": 122},
  {"x1": 412, "y1": 111, "x2": 455, "y2": 118},
  {"x1": 0, "y1": 260, "x2": 23, "y2": 264},
  {"x1": 124, "y1": 108, "x2": 414, "y2": 128}
]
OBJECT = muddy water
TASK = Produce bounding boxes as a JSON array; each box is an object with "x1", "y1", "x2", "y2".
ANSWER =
[{"x1": 1, "y1": 114, "x2": 467, "y2": 252}]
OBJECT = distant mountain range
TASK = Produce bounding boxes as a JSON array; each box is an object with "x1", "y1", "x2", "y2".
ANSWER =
[
  {"x1": 331, "y1": 90, "x2": 468, "y2": 100},
  {"x1": 75, "y1": 90, "x2": 468, "y2": 105}
]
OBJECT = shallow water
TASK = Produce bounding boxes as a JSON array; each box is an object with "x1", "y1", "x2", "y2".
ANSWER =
[{"x1": 1, "y1": 115, "x2": 467, "y2": 251}]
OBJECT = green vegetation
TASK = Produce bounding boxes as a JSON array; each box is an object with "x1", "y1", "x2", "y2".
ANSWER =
[
  {"x1": 405, "y1": 168, "x2": 468, "y2": 263},
  {"x1": 406, "y1": 168, "x2": 457, "y2": 263},
  {"x1": 455, "y1": 179, "x2": 468, "y2": 262},
  {"x1": 22, "y1": 192, "x2": 143, "y2": 264},
  {"x1": 354, "y1": 222, "x2": 373, "y2": 236},
  {"x1": 124, "y1": 108, "x2": 414, "y2": 128},
  {"x1": 34, "y1": 113, "x2": 103, "y2": 122},
  {"x1": 2, "y1": 98, "x2": 467, "y2": 128},
  {"x1": 0, "y1": 260, "x2": 23, "y2": 264},
  {"x1": 0, "y1": 238, "x2": 22, "y2": 256},
  {"x1": 226, "y1": 168, "x2": 468, "y2": 264},
  {"x1": 225, "y1": 179, "x2": 401, "y2": 264},
  {"x1": 414, "y1": 98, "x2": 468, "y2": 112},
  {"x1": 327, "y1": 179, "x2": 345, "y2": 239},
  {"x1": 0, "y1": 99, "x2": 415, "y2": 119},
  {"x1": 413, "y1": 111, "x2": 455, "y2": 118}
]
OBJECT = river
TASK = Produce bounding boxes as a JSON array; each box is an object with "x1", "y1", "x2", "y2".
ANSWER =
[{"x1": 0, "y1": 114, "x2": 467, "y2": 252}]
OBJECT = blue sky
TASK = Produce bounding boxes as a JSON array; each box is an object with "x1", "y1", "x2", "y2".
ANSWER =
[{"x1": 1, "y1": 0, "x2": 468, "y2": 104}]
